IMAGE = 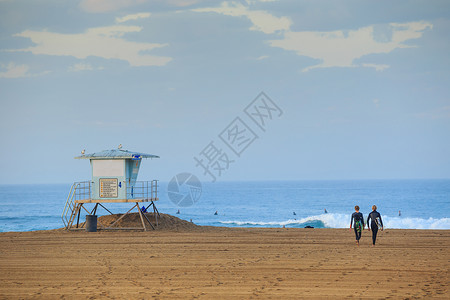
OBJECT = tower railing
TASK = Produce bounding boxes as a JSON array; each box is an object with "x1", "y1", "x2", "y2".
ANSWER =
[{"x1": 127, "y1": 180, "x2": 158, "y2": 200}]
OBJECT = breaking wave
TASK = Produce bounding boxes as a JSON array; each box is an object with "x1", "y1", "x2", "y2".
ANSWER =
[{"x1": 219, "y1": 213, "x2": 450, "y2": 229}]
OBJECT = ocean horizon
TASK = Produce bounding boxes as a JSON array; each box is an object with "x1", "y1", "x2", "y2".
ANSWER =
[{"x1": 0, "y1": 179, "x2": 449, "y2": 232}]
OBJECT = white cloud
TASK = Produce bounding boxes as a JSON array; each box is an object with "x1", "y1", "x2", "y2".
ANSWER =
[
  {"x1": 0, "y1": 62, "x2": 29, "y2": 78},
  {"x1": 194, "y1": 3, "x2": 431, "y2": 72},
  {"x1": 79, "y1": 0, "x2": 148, "y2": 13},
  {"x1": 373, "y1": 98, "x2": 380, "y2": 108},
  {"x1": 0, "y1": 62, "x2": 50, "y2": 78},
  {"x1": 69, "y1": 62, "x2": 92, "y2": 72},
  {"x1": 255, "y1": 55, "x2": 269, "y2": 60},
  {"x1": 68, "y1": 62, "x2": 105, "y2": 72},
  {"x1": 362, "y1": 63, "x2": 390, "y2": 71},
  {"x1": 192, "y1": 1, "x2": 291, "y2": 34},
  {"x1": 269, "y1": 21, "x2": 432, "y2": 72},
  {"x1": 115, "y1": 12, "x2": 151, "y2": 23},
  {"x1": 11, "y1": 25, "x2": 172, "y2": 67}
]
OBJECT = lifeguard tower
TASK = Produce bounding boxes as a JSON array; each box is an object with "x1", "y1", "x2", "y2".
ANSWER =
[{"x1": 62, "y1": 147, "x2": 159, "y2": 231}]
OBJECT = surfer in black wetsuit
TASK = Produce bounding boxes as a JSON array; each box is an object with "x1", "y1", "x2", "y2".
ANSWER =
[
  {"x1": 350, "y1": 205, "x2": 364, "y2": 246},
  {"x1": 367, "y1": 205, "x2": 383, "y2": 246}
]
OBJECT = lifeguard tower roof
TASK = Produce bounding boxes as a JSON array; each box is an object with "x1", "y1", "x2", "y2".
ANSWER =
[{"x1": 75, "y1": 149, "x2": 159, "y2": 160}]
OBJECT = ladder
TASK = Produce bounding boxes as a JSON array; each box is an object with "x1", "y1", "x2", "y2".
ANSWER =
[{"x1": 61, "y1": 181, "x2": 90, "y2": 229}]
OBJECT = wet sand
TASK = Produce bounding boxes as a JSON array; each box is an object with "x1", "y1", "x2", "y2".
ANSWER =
[{"x1": 0, "y1": 227, "x2": 448, "y2": 299}]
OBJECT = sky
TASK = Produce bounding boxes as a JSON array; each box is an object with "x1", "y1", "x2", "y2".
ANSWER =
[{"x1": 0, "y1": 0, "x2": 449, "y2": 184}]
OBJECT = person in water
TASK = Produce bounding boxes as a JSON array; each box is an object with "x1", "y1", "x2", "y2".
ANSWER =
[
  {"x1": 350, "y1": 205, "x2": 364, "y2": 246},
  {"x1": 367, "y1": 205, "x2": 383, "y2": 246}
]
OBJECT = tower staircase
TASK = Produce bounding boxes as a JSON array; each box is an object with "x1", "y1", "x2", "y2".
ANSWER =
[{"x1": 61, "y1": 181, "x2": 90, "y2": 230}]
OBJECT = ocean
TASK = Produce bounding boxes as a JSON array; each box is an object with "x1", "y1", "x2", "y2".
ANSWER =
[{"x1": 0, "y1": 180, "x2": 449, "y2": 232}]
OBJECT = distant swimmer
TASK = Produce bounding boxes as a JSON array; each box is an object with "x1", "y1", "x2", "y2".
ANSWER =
[
  {"x1": 324, "y1": 209, "x2": 328, "y2": 214},
  {"x1": 214, "y1": 211, "x2": 218, "y2": 215},
  {"x1": 399, "y1": 210, "x2": 401, "y2": 217},
  {"x1": 350, "y1": 205, "x2": 365, "y2": 246},
  {"x1": 176, "y1": 209, "x2": 180, "y2": 214},
  {"x1": 367, "y1": 205, "x2": 383, "y2": 246},
  {"x1": 293, "y1": 211, "x2": 296, "y2": 215}
]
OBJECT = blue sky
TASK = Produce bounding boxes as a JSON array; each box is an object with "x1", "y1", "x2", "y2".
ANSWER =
[{"x1": 0, "y1": 0, "x2": 449, "y2": 184}]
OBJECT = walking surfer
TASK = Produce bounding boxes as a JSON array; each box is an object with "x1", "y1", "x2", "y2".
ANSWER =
[
  {"x1": 367, "y1": 205, "x2": 383, "y2": 246},
  {"x1": 350, "y1": 205, "x2": 364, "y2": 246}
]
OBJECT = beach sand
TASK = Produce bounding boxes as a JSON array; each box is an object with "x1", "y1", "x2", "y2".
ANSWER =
[{"x1": 0, "y1": 222, "x2": 448, "y2": 299}]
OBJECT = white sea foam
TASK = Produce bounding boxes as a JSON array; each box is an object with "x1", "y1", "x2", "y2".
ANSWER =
[
  {"x1": 220, "y1": 213, "x2": 450, "y2": 229},
  {"x1": 382, "y1": 216, "x2": 450, "y2": 230}
]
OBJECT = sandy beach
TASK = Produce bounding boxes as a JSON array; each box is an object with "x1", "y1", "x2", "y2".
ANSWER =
[{"x1": 0, "y1": 224, "x2": 448, "y2": 299}]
